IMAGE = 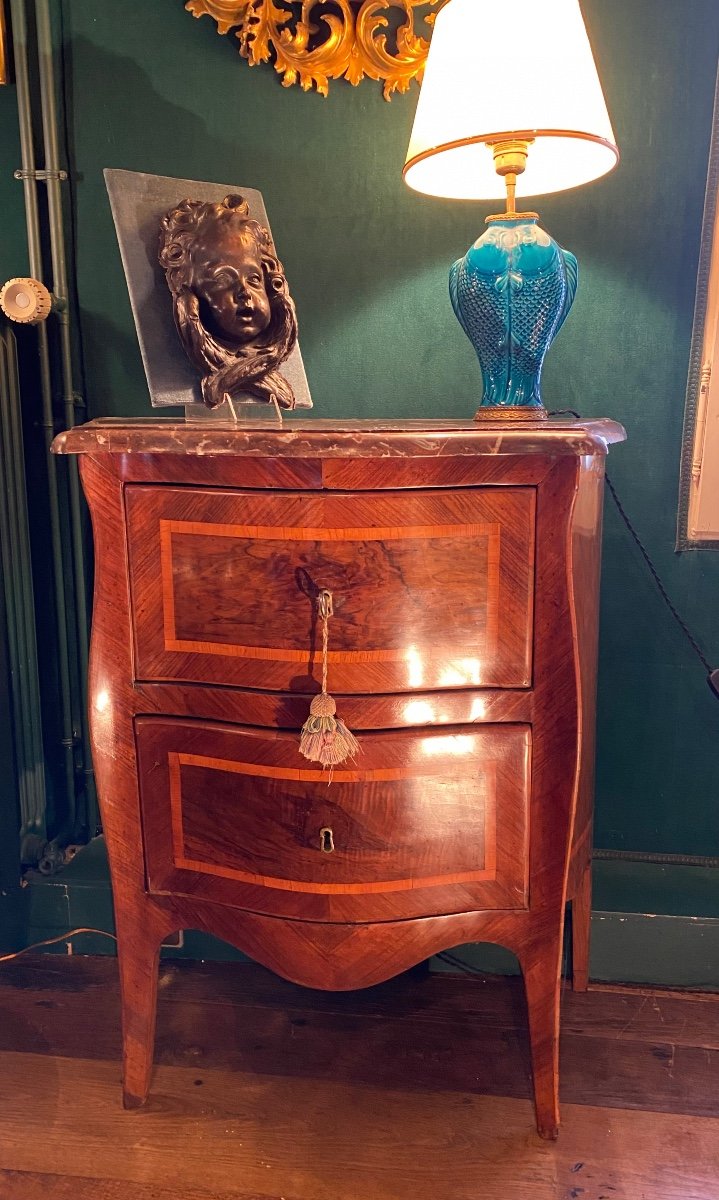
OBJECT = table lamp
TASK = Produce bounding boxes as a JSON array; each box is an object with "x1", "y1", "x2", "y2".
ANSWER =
[{"x1": 404, "y1": 0, "x2": 619, "y2": 420}]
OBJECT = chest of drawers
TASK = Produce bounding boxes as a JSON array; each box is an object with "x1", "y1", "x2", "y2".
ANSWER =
[{"x1": 54, "y1": 416, "x2": 624, "y2": 1140}]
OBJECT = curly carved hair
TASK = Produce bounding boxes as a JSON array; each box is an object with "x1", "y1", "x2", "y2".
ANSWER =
[{"x1": 159, "y1": 194, "x2": 298, "y2": 410}]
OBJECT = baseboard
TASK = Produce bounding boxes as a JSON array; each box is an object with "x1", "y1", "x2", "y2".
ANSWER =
[
  {"x1": 5, "y1": 837, "x2": 719, "y2": 989},
  {"x1": 428, "y1": 913, "x2": 719, "y2": 991}
]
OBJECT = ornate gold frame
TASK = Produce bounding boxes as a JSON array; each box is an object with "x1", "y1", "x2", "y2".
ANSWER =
[
  {"x1": 185, "y1": 1, "x2": 445, "y2": 100},
  {"x1": 0, "y1": 2, "x2": 8, "y2": 87}
]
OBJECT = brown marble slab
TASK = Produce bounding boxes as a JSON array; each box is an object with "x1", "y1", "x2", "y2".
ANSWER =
[{"x1": 52, "y1": 416, "x2": 626, "y2": 459}]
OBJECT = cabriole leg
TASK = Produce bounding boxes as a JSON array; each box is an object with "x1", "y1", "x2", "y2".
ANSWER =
[
  {"x1": 519, "y1": 938, "x2": 562, "y2": 1140},
  {"x1": 116, "y1": 913, "x2": 163, "y2": 1109}
]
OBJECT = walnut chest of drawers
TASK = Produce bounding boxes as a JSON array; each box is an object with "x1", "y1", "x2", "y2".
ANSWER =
[{"x1": 54, "y1": 416, "x2": 625, "y2": 1139}]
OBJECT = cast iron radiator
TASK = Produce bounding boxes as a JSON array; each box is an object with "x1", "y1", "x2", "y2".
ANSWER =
[{"x1": 0, "y1": 320, "x2": 47, "y2": 864}]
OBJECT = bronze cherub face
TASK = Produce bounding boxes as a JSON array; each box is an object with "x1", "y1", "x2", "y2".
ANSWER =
[
  {"x1": 192, "y1": 225, "x2": 272, "y2": 343},
  {"x1": 159, "y1": 194, "x2": 298, "y2": 410}
]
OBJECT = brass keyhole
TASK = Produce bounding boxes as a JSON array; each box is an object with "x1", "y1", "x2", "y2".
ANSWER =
[{"x1": 319, "y1": 827, "x2": 335, "y2": 854}]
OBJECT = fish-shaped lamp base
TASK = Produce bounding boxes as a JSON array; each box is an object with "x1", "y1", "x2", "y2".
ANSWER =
[{"x1": 450, "y1": 217, "x2": 578, "y2": 419}]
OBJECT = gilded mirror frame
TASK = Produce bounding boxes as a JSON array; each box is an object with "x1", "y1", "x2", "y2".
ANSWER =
[{"x1": 185, "y1": 1, "x2": 445, "y2": 99}]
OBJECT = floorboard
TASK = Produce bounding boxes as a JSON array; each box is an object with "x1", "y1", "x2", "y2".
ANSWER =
[
  {"x1": 0, "y1": 1173, "x2": 279, "y2": 1200},
  {"x1": 0, "y1": 957, "x2": 718, "y2": 1199}
]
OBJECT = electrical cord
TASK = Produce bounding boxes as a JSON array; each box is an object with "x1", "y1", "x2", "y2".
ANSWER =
[
  {"x1": 436, "y1": 950, "x2": 493, "y2": 977},
  {"x1": 437, "y1": 948, "x2": 572, "y2": 985},
  {"x1": 0, "y1": 928, "x2": 117, "y2": 963},
  {"x1": 604, "y1": 472, "x2": 714, "y2": 678},
  {"x1": 550, "y1": 409, "x2": 719, "y2": 699}
]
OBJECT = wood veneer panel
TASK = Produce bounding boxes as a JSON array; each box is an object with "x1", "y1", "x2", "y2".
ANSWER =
[
  {"x1": 566, "y1": 455, "x2": 606, "y2": 990},
  {"x1": 126, "y1": 485, "x2": 535, "y2": 693},
  {"x1": 136, "y1": 718, "x2": 530, "y2": 921},
  {"x1": 320, "y1": 454, "x2": 556, "y2": 490},
  {"x1": 131, "y1": 682, "x2": 534, "y2": 731},
  {"x1": 113, "y1": 452, "x2": 553, "y2": 490},
  {"x1": 118, "y1": 452, "x2": 323, "y2": 490}
]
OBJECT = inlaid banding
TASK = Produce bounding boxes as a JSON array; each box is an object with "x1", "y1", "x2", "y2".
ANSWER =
[
  {"x1": 168, "y1": 751, "x2": 499, "y2": 895},
  {"x1": 159, "y1": 517, "x2": 501, "y2": 662}
]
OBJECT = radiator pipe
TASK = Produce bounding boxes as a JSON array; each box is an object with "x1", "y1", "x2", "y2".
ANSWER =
[
  {"x1": 34, "y1": 0, "x2": 96, "y2": 832},
  {"x1": 0, "y1": 328, "x2": 47, "y2": 854},
  {"x1": 9, "y1": 0, "x2": 78, "y2": 846},
  {"x1": 0, "y1": 331, "x2": 38, "y2": 850}
]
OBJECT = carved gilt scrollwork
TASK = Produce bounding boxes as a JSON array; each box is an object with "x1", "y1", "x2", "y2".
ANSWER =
[{"x1": 185, "y1": 1, "x2": 445, "y2": 99}]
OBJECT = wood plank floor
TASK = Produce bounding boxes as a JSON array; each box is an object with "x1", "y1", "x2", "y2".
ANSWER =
[{"x1": 0, "y1": 957, "x2": 718, "y2": 1199}]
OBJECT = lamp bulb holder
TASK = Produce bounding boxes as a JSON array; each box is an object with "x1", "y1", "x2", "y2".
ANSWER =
[
  {"x1": 485, "y1": 137, "x2": 539, "y2": 222},
  {"x1": 490, "y1": 137, "x2": 533, "y2": 177}
]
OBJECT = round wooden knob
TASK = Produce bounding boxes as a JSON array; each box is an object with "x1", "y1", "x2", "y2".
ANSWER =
[{"x1": 0, "y1": 277, "x2": 52, "y2": 324}]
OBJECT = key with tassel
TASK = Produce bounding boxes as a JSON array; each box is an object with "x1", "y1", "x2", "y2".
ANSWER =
[{"x1": 299, "y1": 588, "x2": 359, "y2": 769}]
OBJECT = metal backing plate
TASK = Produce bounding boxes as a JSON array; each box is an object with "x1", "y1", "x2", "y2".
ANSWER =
[{"x1": 104, "y1": 168, "x2": 312, "y2": 411}]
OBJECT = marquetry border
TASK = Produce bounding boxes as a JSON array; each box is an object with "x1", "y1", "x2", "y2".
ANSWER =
[
  {"x1": 158, "y1": 517, "x2": 501, "y2": 662},
  {"x1": 168, "y1": 751, "x2": 498, "y2": 894}
]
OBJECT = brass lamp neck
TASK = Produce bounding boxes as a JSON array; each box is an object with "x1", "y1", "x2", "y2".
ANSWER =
[{"x1": 486, "y1": 138, "x2": 539, "y2": 223}]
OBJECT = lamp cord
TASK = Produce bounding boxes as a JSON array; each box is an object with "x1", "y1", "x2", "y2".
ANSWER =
[
  {"x1": 550, "y1": 409, "x2": 718, "y2": 697},
  {"x1": 604, "y1": 472, "x2": 712, "y2": 676},
  {"x1": 0, "y1": 928, "x2": 117, "y2": 963}
]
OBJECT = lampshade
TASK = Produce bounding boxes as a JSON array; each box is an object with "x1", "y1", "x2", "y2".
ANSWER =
[{"x1": 404, "y1": 0, "x2": 619, "y2": 201}]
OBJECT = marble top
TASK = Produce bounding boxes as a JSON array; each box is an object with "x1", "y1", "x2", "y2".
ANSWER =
[{"x1": 52, "y1": 417, "x2": 626, "y2": 459}]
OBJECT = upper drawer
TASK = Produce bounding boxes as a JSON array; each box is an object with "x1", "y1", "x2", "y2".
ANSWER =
[{"x1": 126, "y1": 486, "x2": 535, "y2": 693}]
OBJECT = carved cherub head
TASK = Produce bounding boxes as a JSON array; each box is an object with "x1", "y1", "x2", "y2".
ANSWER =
[{"x1": 159, "y1": 194, "x2": 298, "y2": 410}]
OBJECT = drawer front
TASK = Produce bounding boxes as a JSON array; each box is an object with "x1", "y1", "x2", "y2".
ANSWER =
[
  {"x1": 135, "y1": 717, "x2": 531, "y2": 922},
  {"x1": 127, "y1": 486, "x2": 535, "y2": 693}
]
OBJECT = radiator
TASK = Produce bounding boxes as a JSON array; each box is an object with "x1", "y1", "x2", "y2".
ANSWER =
[{"x1": 0, "y1": 321, "x2": 47, "y2": 863}]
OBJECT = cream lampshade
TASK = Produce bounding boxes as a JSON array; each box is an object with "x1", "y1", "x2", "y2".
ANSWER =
[
  {"x1": 404, "y1": 0, "x2": 619, "y2": 201},
  {"x1": 403, "y1": 0, "x2": 619, "y2": 420}
]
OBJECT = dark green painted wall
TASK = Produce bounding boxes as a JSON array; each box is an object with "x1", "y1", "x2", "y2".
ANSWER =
[
  {"x1": 2, "y1": 1, "x2": 719, "y2": 886},
  {"x1": 0, "y1": 81, "x2": 26, "y2": 283},
  {"x1": 0, "y1": 61, "x2": 29, "y2": 401}
]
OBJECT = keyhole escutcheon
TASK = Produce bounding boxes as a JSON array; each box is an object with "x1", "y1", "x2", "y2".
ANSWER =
[{"x1": 319, "y1": 827, "x2": 335, "y2": 854}]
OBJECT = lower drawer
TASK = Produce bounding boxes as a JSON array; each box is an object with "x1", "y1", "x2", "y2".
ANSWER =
[{"x1": 135, "y1": 717, "x2": 531, "y2": 923}]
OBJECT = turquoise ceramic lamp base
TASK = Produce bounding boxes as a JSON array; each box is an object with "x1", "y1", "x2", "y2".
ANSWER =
[{"x1": 450, "y1": 214, "x2": 578, "y2": 421}]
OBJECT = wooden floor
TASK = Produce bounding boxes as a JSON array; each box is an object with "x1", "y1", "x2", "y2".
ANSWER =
[{"x1": 0, "y1": 957, "x2": 718, "y2": 1199}]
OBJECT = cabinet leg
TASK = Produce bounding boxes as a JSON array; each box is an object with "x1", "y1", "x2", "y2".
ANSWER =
[
  {"x1": 571, "y1": 862, "x2": 592, "y2": 993},
  {"x1": 117, "y1": 919, "x2": 163, "y2": 1109},
  {"x1": 520, "y1": 940, "x2": 562, "y2": 1141}
]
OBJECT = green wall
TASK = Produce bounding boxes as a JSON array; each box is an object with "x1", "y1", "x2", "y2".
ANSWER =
[
  {"x1": 0, "y1": 80, "x2": 26, "y2": 284},
  {"x1": 3, "y1": 1, "x2": 719, "y2": 876}
]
